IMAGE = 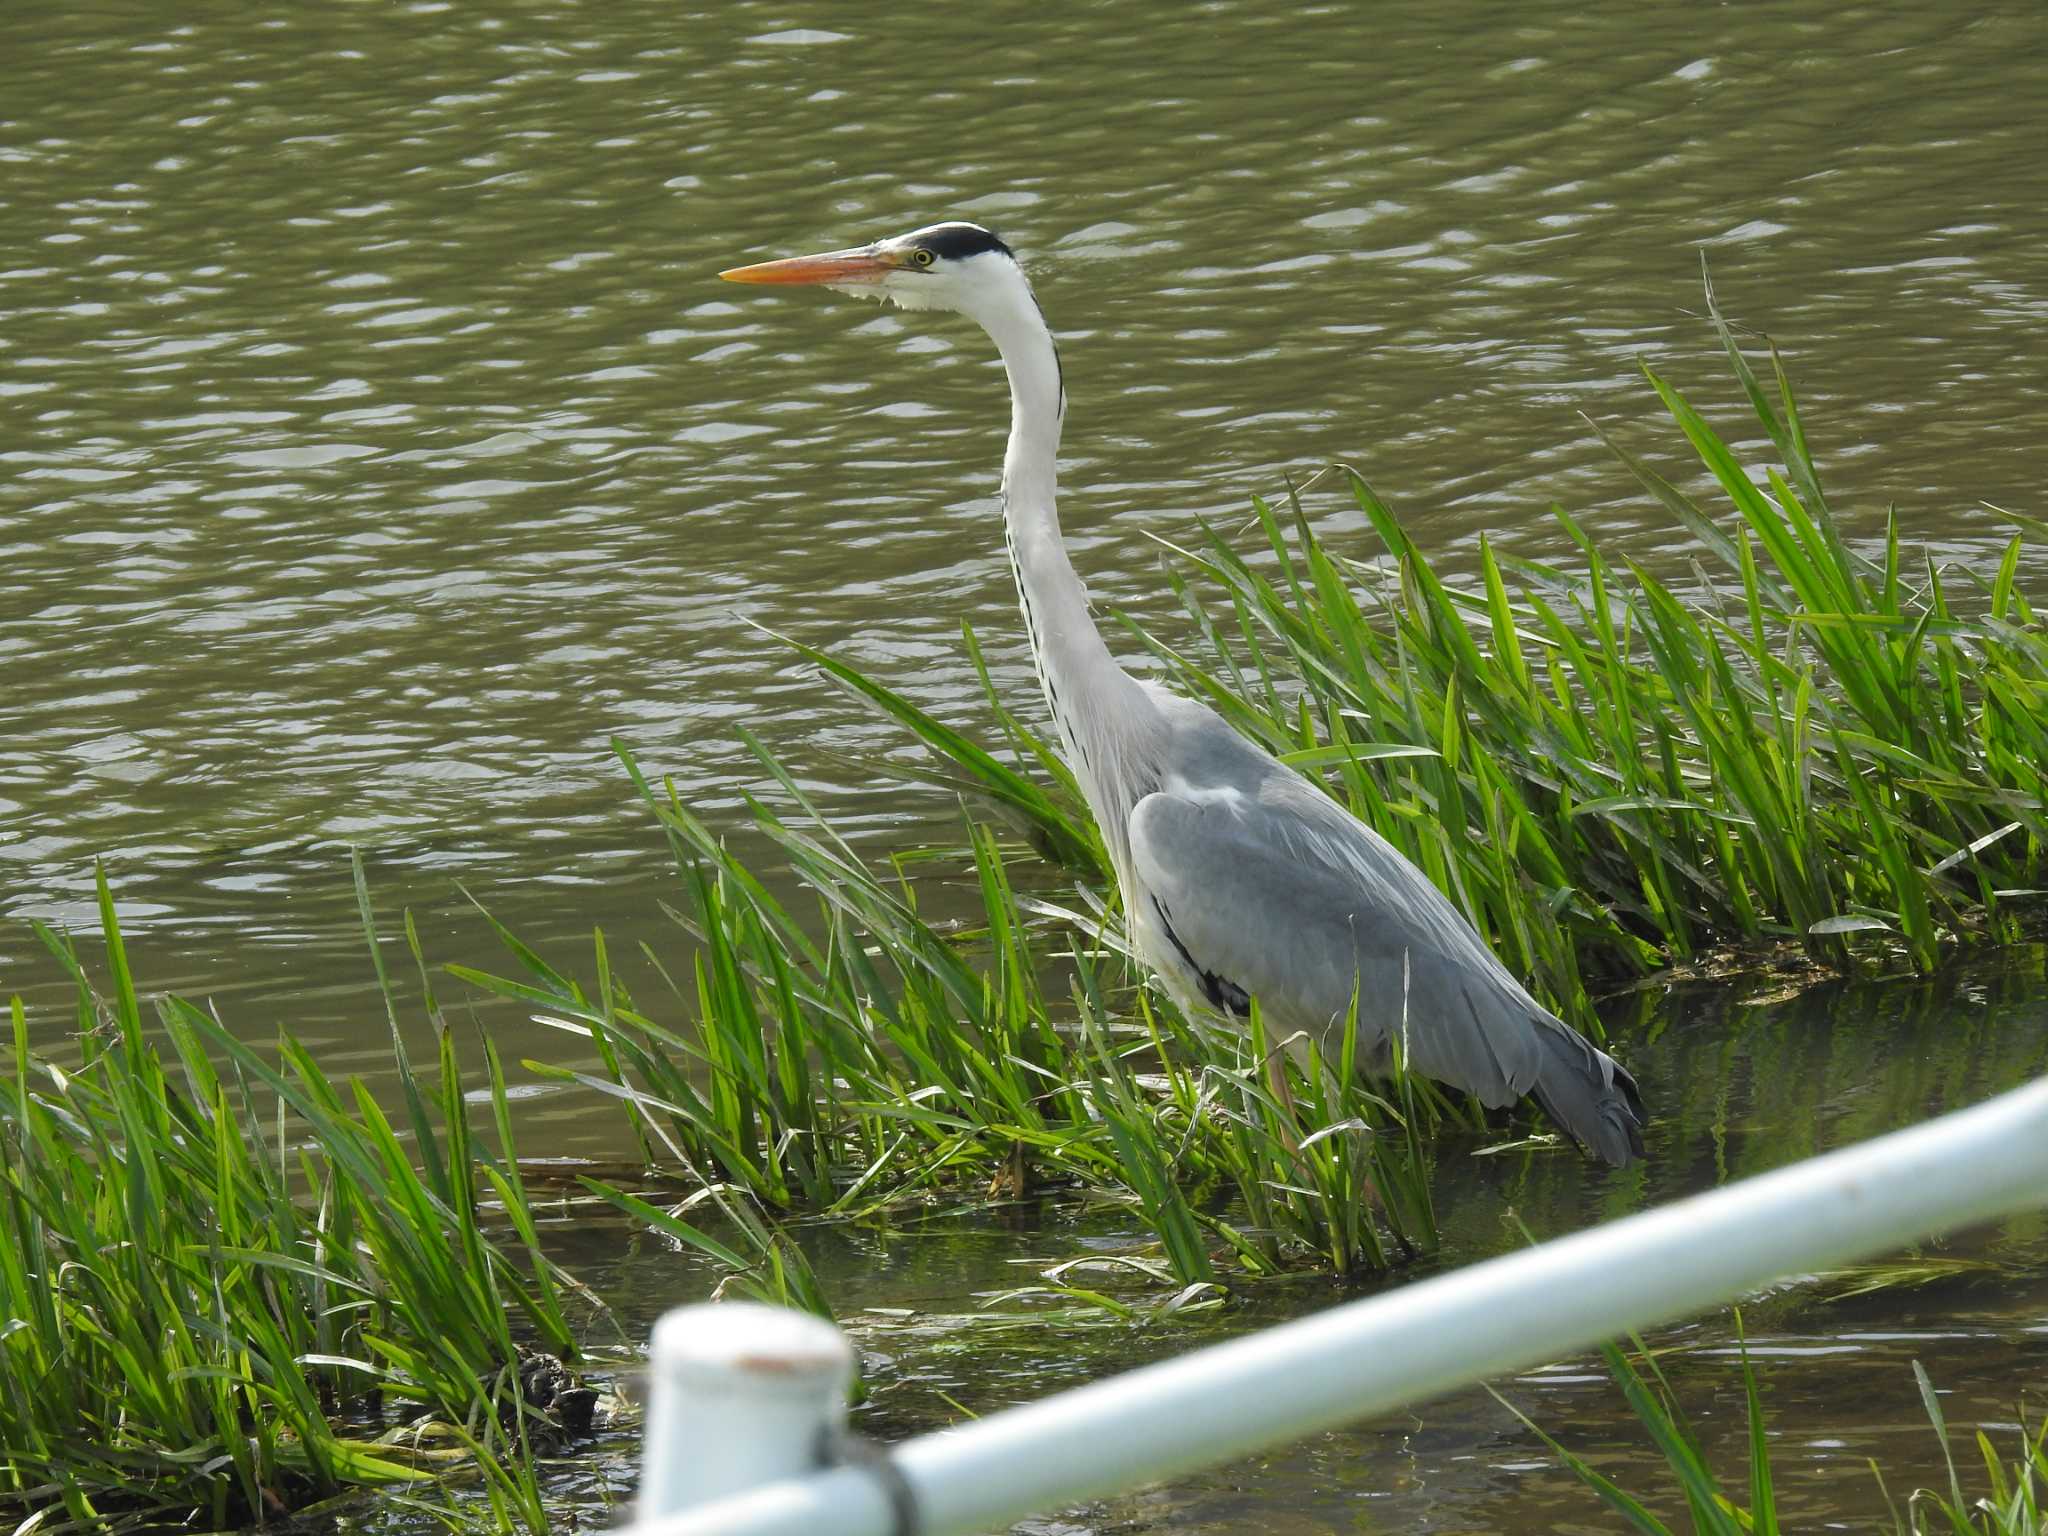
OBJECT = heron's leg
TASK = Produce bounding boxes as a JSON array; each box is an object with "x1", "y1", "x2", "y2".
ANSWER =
[
  {"x1": 1261, "y1": 1046, "x2": 1301, "y2": 1154},
  {"x1": 1265, "y1": 1034, "x2": 1390, "y2": 1224},
  {"x1": 987, "y1": 1139, "x2": 1030, "y2": 1201}
]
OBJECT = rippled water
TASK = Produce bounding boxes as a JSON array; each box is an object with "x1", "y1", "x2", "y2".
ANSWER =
[{"x1": 5, "y1": 2, "x2": 2044, "y2": 1051}]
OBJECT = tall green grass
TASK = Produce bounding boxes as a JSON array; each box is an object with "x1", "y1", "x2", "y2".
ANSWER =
[
  {"x1": 464, "y1": 744, "x2": 1438, "y2": 1288},
  {"x1": 0, "y1": 862, "x2": 589, "y2": 1533},
  {"x1": 468, "y1": 288, "x2": 2043, "y2": 1291}
]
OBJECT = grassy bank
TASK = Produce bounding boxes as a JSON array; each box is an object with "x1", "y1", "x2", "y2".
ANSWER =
[{"x1": 0, "y1": 865, "x2": 590, "y2": 1533}]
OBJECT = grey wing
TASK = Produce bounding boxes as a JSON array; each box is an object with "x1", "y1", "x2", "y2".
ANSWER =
[
  {"x1": 1128, "y1": 783, "x2": 1541, "y2": 1097},
  {"x1": 1127, "y1": 778, "x2": 1645, "y2": 1165}
]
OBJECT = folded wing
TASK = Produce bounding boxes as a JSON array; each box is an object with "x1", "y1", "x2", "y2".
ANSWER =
[{"x1": 1127, "y1": 776, "x2": 1644, "y2": 1165}]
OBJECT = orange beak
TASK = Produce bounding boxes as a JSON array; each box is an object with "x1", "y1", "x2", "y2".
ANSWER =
[{"x1": 718, "y1": 245, "x2": 900, "y2": 285}]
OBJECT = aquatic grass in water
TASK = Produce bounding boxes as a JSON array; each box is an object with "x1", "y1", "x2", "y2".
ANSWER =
[
  {"x1": 0, "y1": 863, "x2": 589, "y2": 1532},
  {"x1": 460, "y1": 741, "x2": 1439, "y2": 1287},
  {"x1": 4, "y1": 285, "x2": 2039, "y2": 1532},
  {"x1": 1503, "y1": 1323, "x2": 2047, "y2": 1534},
  {"x1": 1180, "y1": 385, "x2": 2045, "y2": 1010},
  {"x1": 1890, "y1": 1360, "x2": 2048, "y2": 1536}
]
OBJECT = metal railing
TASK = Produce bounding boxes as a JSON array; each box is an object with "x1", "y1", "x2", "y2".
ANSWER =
[{"x1": 628, "y1": 1074, "x2": 2048, "y2": 1536}]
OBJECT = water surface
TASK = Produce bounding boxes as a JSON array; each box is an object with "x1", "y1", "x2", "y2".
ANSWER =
[{"x1": 5, "y1": 2, "x2": 2043, "y2": 1062}]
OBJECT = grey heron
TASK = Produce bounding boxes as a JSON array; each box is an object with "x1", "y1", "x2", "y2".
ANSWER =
[{"x1": 721, "y1": 222, "x2": 1646, "y2": 1167}]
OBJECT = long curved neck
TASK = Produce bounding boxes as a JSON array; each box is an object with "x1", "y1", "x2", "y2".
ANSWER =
[
  {"x1": 979, "y1": 282, "x2": 1143, "y2": 733},
  {"x1": 976, "y1": 276, "x2": 1157, "y2": 876}
]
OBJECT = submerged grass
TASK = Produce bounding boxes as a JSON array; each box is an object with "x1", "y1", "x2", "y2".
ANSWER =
[
  {"x1": 0, "y1": 862, "x2": 592, "y2": 1533},
  {"x1": 1504, "y1": 1323, "x2": 2048, "y2": 1534}
]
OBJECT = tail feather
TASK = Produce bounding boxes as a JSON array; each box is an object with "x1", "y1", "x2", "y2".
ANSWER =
[{"x1": 1529, "y1": 1020, "x2": 1646, "y2": 1167}]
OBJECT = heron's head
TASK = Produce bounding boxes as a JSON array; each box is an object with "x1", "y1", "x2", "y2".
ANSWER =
[{"x1": 719, "y1": 221, "x2": 1025, "y2": 320}]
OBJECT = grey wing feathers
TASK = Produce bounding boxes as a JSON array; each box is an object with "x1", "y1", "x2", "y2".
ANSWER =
[
  {"x1": 1526, "y1": 1016, "x2": 1646, "y2": 1169},
  {"x1": 1127, "y1": 775, "x2": 1645, "y2": 1167}
]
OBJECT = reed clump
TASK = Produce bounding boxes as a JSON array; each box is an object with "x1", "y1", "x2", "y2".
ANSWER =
[
  {"x1": 466, "y1": 748, "x2": 1439, "y2": 1291},
  {"x1": 0, "y1": 864, "x2": 588, "y2": 1534},
  {"x1": 783, "y1": 280, "x2": 2047, "y2": 1036}
]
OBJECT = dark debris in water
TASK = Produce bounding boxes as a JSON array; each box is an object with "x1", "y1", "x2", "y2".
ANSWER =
[
  {"x1": 517, "y1": 1352, "x2": 601, "y2": 1443},
  {"x1": 389, "y1": 1351, "x2": 600, "y2": 1451}
]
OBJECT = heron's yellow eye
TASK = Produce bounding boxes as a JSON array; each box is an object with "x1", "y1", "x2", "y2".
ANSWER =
[{"x1": 911, "y1": 248, "x2": 935, "y2": 268}]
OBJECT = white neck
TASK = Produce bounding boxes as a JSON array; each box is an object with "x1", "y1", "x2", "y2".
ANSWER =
[
  {"x1": 966, "y1": 268, "x2": 1157, "y2": 882},
  {"x1": 975, "y1": 277, "x2": 1143, "y2": 732}
]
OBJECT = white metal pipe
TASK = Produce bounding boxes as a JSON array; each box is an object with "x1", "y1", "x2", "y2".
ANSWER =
[
  {"x1": 636, "y1": 1074, "x2": 2048, "y2": 1536},
  {"x1": 636, "y1": 1302, "x2": 856, "y2": 1519}
]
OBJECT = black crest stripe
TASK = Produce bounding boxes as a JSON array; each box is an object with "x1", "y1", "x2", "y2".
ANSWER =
[{"x1": 917, "y1": 223, "x2": 1012, "y2": 261}]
